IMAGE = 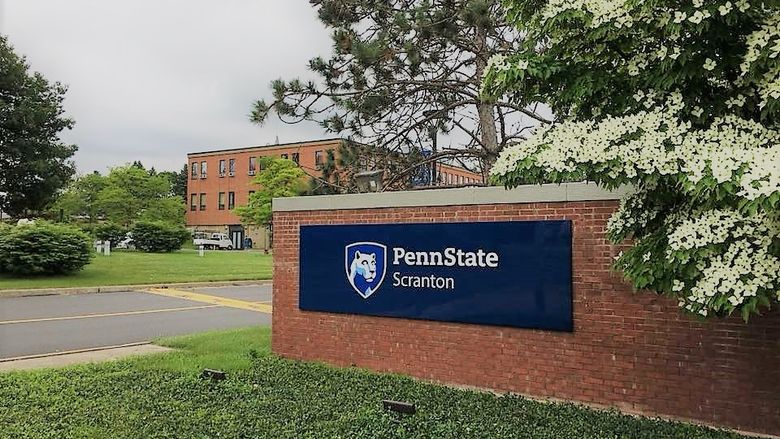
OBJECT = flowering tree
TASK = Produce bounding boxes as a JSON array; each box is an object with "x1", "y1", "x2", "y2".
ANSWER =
[{"x1": 482, "y1": 0, "x2": 780, "y2": 320}]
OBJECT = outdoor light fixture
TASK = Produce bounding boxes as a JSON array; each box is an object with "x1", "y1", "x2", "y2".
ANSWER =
[
  {"x1": 355, "y1": 170, "x2": 384, "y2": 193},
  {"x1": 200, "y1": 368, "x2": 227, "y2": 381},
  {"x1": 382, "y1": 399, "x2": 416, "y2": 414}
]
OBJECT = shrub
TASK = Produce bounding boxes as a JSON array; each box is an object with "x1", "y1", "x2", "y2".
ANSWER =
[
  {"x1": 131, "y1": 221, "x2": 190, "y2": 253},
  {"x1": 0, "y1": 222, "x2": 93, "y2": 275},
  {"x1": 94, "y1": 222, "x2": 127, "y2": 247}
]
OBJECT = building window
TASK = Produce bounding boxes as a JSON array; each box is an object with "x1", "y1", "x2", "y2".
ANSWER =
[
  {"x1": 218, "y1": 192, "x2": 226, "y2": 210},
  {"x1": 315, "y1": 150, "x2": 324, "y2": 168},
  {"x1": 248, "y1": 157, "x2": 257, "y2": 175},
  {"x1": 281, "y1": 153, "x2": 288, "y2": 160},
  {"x1": 191, "y1": 162, "x2": 198, "y2": 179},
  {"x1": 190, "y1": 194, "x2": 197, "y2": 211},
  {"x1": 199, "y1": 193, "x2": 206, "y2": 210},
  {"x1": 200, "y1": 161, "x2": 208, "y2": 178},
  {"x1": 228, "y1": 191, "x2": 235, "y2": 210},
  {"x1": 291, "y1": 152, "x2": 300, "y2": 164},
  {"x1": 229, "y1": 159, "x2": 235, "y2": 176},
  {"x1": 219, "y1": 159, "x2": 226, "y2": 177}
]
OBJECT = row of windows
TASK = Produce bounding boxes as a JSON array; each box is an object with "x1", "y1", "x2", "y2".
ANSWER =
[
  {"x1": 189, "y1": 192, "x2": 246, "y2": 211},
  {"x1": 190, "y1": 151, "x2": 317, "y2": 179},
  {"x1": 440, "y1": 172, "x2": 479, "y2": 185},
  {"x1": 188, "y1": 151, "x2": 475, "y2": 185}
]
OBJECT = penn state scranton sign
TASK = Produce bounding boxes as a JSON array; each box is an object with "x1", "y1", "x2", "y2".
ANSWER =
[{"x1": 299, "y1": 221, "x2": 573, "y2": 331}]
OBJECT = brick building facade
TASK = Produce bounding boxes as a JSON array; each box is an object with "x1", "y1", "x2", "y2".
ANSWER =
[
  {"x1": 271, "y1": 184, "x2": 780, "y2": 436},
  {"x1": 186, "y1": 138, "x2": 482, "y2": 249}
]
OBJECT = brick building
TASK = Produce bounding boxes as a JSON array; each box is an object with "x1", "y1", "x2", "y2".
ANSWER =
[{"x1": 186, "y1": 138, "x2": 482, "y2": 249}]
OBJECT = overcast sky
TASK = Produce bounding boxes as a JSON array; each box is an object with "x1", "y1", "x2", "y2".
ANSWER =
[{"x1": 1, "y1": 0, "x2": 333, "y2": 174}]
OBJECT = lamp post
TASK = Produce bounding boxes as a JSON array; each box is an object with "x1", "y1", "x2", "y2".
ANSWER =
[{"x1": 423, "y1": 109, "x2": 446, "y2": 186}]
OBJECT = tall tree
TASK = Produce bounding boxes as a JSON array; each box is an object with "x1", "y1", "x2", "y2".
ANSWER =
[
  {"x1": 251, "y1": 0, "x2": 549, "y2": 187},
  {"x1": 483, "y1": 1, "x2": 780, "y2": 320},
  {"x1": 157, "y1": 164, "x2": 188, "y2": 202},
  {"x1": 0, "y1": 36, "x2": 76, "y2": 217},
  {"x1": 51, "y1": 172, "x2": 106, "y2": 223},
  {"x1": 236, "y1": 157, "x2": 306, "y2": 227},
  {"x1": 96, "y1": 165, "x2": 182, "y2": 226}
]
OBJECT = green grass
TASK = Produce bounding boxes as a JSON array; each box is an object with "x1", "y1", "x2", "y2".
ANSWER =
[
  {"x1": 0, "y1": 327, "x2": 750, "y2": 439},
  {"x1": 0, "y1": 250, "x2": 272, "y2": 290},
  {"x1": 137, "y1": 327, "x2": 272, "y2": 373}
]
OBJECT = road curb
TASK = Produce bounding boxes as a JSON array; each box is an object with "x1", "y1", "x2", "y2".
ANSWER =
[
  {"x1": 0, "y1": 342, "x2": 176, "y2": 372},
  {"x1": 0, "y1": 280, "x2": 272, "y2": 298},
  {"x1": 0, "y1": 341, "x2": 153, "y2": 363}
]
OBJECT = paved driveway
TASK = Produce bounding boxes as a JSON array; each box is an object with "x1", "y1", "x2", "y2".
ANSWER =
[{"x1": 0, "y1": 284, "x2": 272, "y2": 360}]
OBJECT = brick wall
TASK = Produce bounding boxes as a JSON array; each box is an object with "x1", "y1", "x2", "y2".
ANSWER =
[{"x1": 272, "y1": 197, "x2": 780, "y2": 435}]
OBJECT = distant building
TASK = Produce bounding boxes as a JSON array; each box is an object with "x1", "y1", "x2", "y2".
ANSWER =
[{"x1": 186, "y1": 138, "x2": 482, "y2": 250}]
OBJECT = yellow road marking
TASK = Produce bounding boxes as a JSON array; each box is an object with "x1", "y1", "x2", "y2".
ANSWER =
[
  {"x1": 144, "y1": 288, "x2": 273, "y2": 313},
  {"x1": 0, "y1": 305, "x2": 220, "y2": 326}
]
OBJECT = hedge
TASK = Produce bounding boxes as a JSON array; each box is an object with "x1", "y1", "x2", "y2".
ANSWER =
[
  {"x1": 131, "y1": 221, "x2": 190, "y2": 252},
  {"x1": 0, "y1": 222, "x2": 93, "y2": 275}
]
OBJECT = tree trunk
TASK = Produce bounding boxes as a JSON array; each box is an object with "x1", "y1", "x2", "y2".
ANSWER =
[{"x1": 473, "y1": 26, "x2": 500, "y2": 174}]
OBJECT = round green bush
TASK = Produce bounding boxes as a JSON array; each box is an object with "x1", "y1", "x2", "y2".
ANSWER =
[
  {"x1": 94, "y1": 222, "x2": 128, "y2": 247},
  {"x1": 131, "y1": 221, "x2": 190, "y2": 252},
  {"x1": 0, "y1": 222, "x2": 93, "y2": 275}
]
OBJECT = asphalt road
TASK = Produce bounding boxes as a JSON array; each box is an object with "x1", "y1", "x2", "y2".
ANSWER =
[{"x1": 0, "y1": 284, "x2": 272, "y2": 360}]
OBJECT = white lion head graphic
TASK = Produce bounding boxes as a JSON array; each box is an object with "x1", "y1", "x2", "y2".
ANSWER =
[{"x1": 349, "y1": 250, "x2": 376, "y2": 282}]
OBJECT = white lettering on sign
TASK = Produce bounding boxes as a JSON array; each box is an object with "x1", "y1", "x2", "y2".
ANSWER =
[
  {"x1": 392, "y1": 273, "x2": 455, "y2": 289},
  {"x1": 392, "y1": 247, "x2": 499, "y2": 268}
]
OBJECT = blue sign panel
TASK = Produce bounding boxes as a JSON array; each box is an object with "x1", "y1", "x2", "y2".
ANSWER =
[{"x1": 299, "y1": 221, "x2": 573, "y2": 331}]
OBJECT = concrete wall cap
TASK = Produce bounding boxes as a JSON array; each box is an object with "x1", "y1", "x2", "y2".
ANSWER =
[{"x1": 273, "y1": 182, "x2": 630, "y2": 212}]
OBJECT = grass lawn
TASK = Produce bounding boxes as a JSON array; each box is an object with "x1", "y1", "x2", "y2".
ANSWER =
[
  {"x1": 0, "y1": 327, "x2": 749, "y2": 439},
  {"x1": 0, "y1": 250, "x2": 272, "y2": 290}
]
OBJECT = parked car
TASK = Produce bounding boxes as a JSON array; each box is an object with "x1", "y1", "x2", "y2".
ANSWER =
[{"x1": 193, "y1": 233, "x2": 233, "y2": 250}]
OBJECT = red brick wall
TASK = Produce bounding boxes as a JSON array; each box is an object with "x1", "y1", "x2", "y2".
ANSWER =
[{"x1": 272, "y1": 201, "x2": 780, "y2": 435}]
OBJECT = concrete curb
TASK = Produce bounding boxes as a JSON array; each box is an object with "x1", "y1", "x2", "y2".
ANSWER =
[
  {"x1": 0, "y1": 280, "x2": 272, "y2": 298},
  {"x1": 0, "y1": 343, "x2": 175, "y2": 372}
]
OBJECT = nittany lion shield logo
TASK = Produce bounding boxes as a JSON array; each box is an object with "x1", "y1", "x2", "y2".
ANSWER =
[{"x1": 345, "y1": 242, "x2": 387, "y2": 299}]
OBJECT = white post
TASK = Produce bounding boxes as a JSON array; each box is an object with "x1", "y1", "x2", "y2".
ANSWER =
[
  {"x1": 199, "y1": 244, "x2": 204, "y2": 257},
  {"x1": 103, "y1": 240, "x2": 111, "y2": 256},
  {"x1": 95, "y1": 240, "x2": 103, "y2": 254}
]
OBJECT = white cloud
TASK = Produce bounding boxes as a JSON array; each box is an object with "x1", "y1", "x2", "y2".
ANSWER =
[{"x1": 2, "y1": 0, "x2": 332, "y2": 173}]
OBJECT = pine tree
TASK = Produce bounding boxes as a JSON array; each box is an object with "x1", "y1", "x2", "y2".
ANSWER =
[{"x1": 251, "y1": 0, "x2": 549, "y2": 188}]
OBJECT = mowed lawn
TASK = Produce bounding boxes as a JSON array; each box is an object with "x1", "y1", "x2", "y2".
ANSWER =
[
  {"x1": 0, "y1": 250, "x2": 272, "y2": 290},
  {"x1": 0, "y1": 327, "x2": 751, "y2": 439}
]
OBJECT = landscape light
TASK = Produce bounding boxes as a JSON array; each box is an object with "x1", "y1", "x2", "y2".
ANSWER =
[
  {"x1": 382, "y1": 399, "x2": 416, "y2": 414},
  {"x1": 200, "y1": 368, "x2": 227, "y2": 381}
]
